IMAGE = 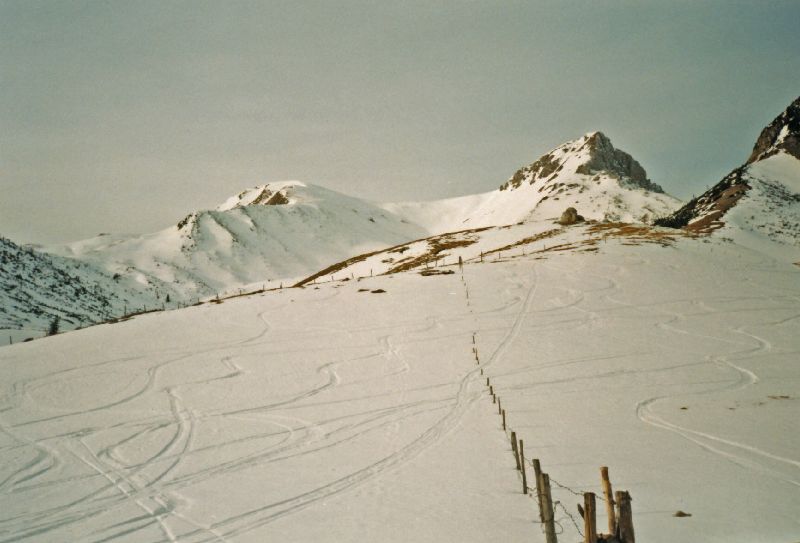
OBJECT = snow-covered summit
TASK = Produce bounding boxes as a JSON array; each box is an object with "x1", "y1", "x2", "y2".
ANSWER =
[
  {"x1": 500, "y1": 131, "x2": 664, "y2": 194},
  {"x1": 49, "y1": 181, "x2": 428, "y2": 303},
  {"x1": 387, "y1": 131, "x2": 679, "y2": 232},
  {"x1": 217, "y1": 181, "x2": 304, "y2": 211}
]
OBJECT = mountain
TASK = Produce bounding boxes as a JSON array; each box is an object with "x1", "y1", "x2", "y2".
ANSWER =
[
  {"x1": 385, "y1": 131, "x2": 680, "y2": 232},
  {"x1": 46, "y1": 181, "x2": 428, "y2": 300},
  {"x1": 655, "y1": 96, "x2": 800, "y2": 261},
  {"x1": 42, "y1": 133, "x2": 676, "y2": 303},
  {"x1": 4, "y1": 130, "x2": 677, "y2": 339},
  {"x1": 0, "y1": 236, "x2": 161, "y2": 341}
]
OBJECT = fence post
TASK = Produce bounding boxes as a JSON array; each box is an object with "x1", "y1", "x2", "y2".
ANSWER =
[
  {"x1": 542, "y1": 473, "x2": 558, "y2": 543},
  {"x1": 616, "y1": 491, "x2": 634, "y2": 543},
  {"x1": 584, "y1": 492, "x2": 597, "y2": 543},
  {"x1": 533, "y1": 459, "x2": 544, "y2": 522},
  {"x1": 502, "y1": 409, "x2": 506, "y2": 431},
  {"x1": 600, "y1": 466, "x2": 616, "y2": 535},
  {"x1": 497, "y1": 398, "x2": 502, "y2": 415},
  {"x1": 519, "y1": 440, "x2": 527, "y2": 494},
  {"x1": 511, "y1": 431, "x2": 521, "y2": 470}
]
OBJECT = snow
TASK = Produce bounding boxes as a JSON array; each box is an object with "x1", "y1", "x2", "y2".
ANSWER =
[
  {"x1": 44, "y1": 182, "x2": 429, "y2": 304},
  {"x1": 385, "y1": 134, "x2": 680, "y2": 233},
  {"x1": 2, "y1": 230, "x2": 798, "y2": 542},
  {"x1": 723, "y1": 151, "x2": 800, "y2": 262},
  {"x1": 38, "y1": 132, "x2": 680, "y2": 314}
]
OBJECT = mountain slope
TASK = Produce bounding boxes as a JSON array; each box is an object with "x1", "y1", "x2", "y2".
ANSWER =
[
  {"x1": 385, "y1": 132, "x2": 680, "y2": 232},
  {"x1": 0, "y1": 236, "x2": 161, "y2": 340},
  {"x1": 44, "y1": 134, "x2": 678, "y2": 303},
  {"x1": 655, "y1": 96, "x2": 800, "y2": 261},
  {"x1": 47, "y1": 181, "x2": 428, "y2": 299},
  {"x1": 3, "y1": 221, "x2": 798, "y2": 543}
]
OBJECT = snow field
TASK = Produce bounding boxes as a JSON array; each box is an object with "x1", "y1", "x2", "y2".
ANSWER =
[{"x1": 1, "y1": 233, "x2": 799, "y2": 542}]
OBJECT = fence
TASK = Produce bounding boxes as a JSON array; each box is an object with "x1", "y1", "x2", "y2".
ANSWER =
[{"x1": 461, "y1": 268, "x2": 636, "y2": 543}]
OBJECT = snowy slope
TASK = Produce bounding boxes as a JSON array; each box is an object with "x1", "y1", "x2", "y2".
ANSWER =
[
  {"x1": 656, "y1": 96, "x2": 800, "y2": 263},
  {"x1": 0, "y1": 236, "x2": 162, "y2": 342},
  {"x1": 30, "y1": 133, "x2": 679, "y2": 318},
  {"x1": 2, "y1": 229, "x2": 798, "y2": 543},
  {"x1": 47, "y1": 182, "x2": 428, "y2": 300},
  {"x1": 385, "y1": 132, "x2": 681, "y2": 232},
  {"x1": 724, "y1": 152, "x2": 800, "y2": 262}
]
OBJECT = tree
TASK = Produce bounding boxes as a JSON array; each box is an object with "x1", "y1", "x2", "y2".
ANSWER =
[{"x1": 48, "y1": 316, "x2": 60, "y2": 336}]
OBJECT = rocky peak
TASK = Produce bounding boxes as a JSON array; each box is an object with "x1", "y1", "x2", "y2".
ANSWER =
[
  {"x1": 747, "y1": 96, "x2": 800, "y2": 164},
  {"x1": 217, "y1": 182, "x2": 301, "y2": 212},
  {"x1": 500, "y1": 131, "x2": 664, "y2": 193},
  {"x1": 576, "y1": 132, "x2": 653, "y2": 188}
]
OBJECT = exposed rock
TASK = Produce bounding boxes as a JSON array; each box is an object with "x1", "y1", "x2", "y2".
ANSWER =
[
  {"x1": 499, "y1": 131, "x2": 665, "y2": 193},
  {"x1": 558, "y1": 207, "x2": 584, "y2": 225},
  {"x1": 654, "y1": 167, "x2": 749, "y2": 230},
  {"x1": 657, "y1": 96, "x2": 800, "y2": 230},
  {"x1": 264, "y1": 191, "x2": 290, "y2": 205},
  {"x1": 747, "y1": 95, "x2": 800, "y2": 163},
  {"x1": 576, "y1": 132, "x2": 663, "y2": 193},
  {"x1": 250, "y1": 187, "x2": 290, "y2": 206}
]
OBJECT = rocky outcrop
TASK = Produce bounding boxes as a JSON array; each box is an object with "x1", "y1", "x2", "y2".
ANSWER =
[
  {"x1": 558, "y1": 207, "x2": 584, "y2": 225},
  {"x1": 499, "y1": 131, "x2": 664, "y2": 193},
  {"x1": 575, "y1": 132, "x2": 659, "y2": 191},
  {"x1": 747, "y1": 95, "x2": 800, "y2": 163},
  {"x1": 657, "y1": 96, "x2": 800, "y2": 230}
]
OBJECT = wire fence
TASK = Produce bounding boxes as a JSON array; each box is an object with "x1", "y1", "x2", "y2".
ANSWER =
[{"x1": 461, "y1": 267, "x2": 635, "y2": 543}]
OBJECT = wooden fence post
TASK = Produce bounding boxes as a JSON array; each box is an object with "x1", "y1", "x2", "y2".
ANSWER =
[
  {"x1": 583, "y1": 492, "x2": 597, "y2": 543},
  {"x1": 533, "y1": 458, "x2": 544, "y2": 522},
  {"x1": 511, "y1": 432, "x2": 521, "y2": 470},
  {"x1": 502, "y1": 409, "x2": 506, "y2": 431},
  {"x1": 519, "y1": 440, "x2": 527, "y2": 494},
  {"x1": 497, "y1": 398, "x2": 502, "y2": 415},
  {"x1": 600, "y1": 466, "x2": 616, "y2": 535},
  {"x1": 616, "y1": 491, "x2": 634, "y2": 543},
  {"x1": 542, "y1": 473, "x2": 558, "y2": 543}
]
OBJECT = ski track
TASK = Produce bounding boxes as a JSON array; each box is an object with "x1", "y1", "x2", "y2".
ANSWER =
[
  {"x1": 1, "y1": 274, "x2": 509, "y2": 541},
  {"x1": 577, "y1": 260, "x2": 800, "y2": 488}
]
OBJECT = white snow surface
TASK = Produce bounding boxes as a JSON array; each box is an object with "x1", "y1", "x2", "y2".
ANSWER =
[
  {"x1": 385, "y1": 133, "x2": 680, "y2": 233},
  {"x1": 40, "y1": 133, "x2": 680, "y2": 305},
  {"x1": 2, "y1": 227, "x2": 798, "y2": 542},
  {"x1": 47, "y1": 182, "x2": 428, "y2": 300},
  {"x1": 721, "y1": 152, "x2": 800, "y2": 263}
]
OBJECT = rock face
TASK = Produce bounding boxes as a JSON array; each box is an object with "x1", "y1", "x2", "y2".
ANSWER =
[
  {"x1": 558, "y1": 207, "x2": 584, "y2": 225},
  {"x1": 656, "y1": 95, "x2": 800, "y2": 231},
  {"x1": 575, "y1": 132, "x2": 655, "y2": 190},
  {"x1": 747, "y1": 95, "x2": 800, "y2": 164},
  {"x1": 500, "y1": 131, "x2": 664, "y2": 194}
]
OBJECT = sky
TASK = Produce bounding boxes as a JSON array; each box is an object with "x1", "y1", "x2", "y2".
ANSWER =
[{"x1": 2, "y1": 1, "x2": 799, "y2": 245}]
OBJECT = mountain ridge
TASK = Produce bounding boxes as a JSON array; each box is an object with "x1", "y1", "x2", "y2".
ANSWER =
[
  {"x1": 655, "y1": 95, "x2": 800, "y2": 261},
  {"x1": 2, "y1": 129, "x2": 688, "y2": 340}
]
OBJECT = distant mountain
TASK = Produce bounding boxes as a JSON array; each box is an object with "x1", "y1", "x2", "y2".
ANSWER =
[
  {"x1": 4, "y1": 130, "x2": 682, "y2": 340},
  {"x1": 46, "y1": 181, "x2": 428, "y2": 300},
  {"x1": 655, "y1": 96, "x2": 800, "y2": 261},
  {"x1": 386, "y1": 131, "x2": 680, "y2": 232},
  {"x1": 0, "y1": 236, "x2": 161, "y2": 340}
]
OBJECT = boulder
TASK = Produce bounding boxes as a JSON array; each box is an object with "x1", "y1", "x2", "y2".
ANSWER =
[{"x1": 558, "y1": 207, "x2": 584, "y2": 225}]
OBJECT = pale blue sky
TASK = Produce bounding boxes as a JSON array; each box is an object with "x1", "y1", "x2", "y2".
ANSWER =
[{"x1": 2, "y1": 1, "x2": 799, "y2": 244}]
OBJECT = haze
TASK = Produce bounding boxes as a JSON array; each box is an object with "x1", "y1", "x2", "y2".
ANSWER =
[{"x1": 2, "y1": 1, "x2": 799, "y2": 244}]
